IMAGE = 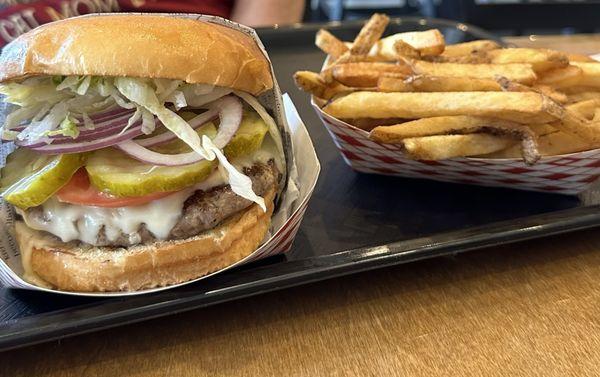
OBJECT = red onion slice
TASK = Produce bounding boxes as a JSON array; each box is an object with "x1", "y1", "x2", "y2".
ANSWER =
[
  {"x1": 27, "y1": 124, "x2": 145, "y2": 154},
  {"x1": 116, "y1": 95, "x2": 243, "y2": 166},
  {"x1": 15, "y1": 111, "x2": 139, "y2": 148},
  {"x1": 135, "y1": 108, "x2": 219, "y2": 147},
  {"x1": 117, "y1": 140, "x2": 203, "y2": 166}
]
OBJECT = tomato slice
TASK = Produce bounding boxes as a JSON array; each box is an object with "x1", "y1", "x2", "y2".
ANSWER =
[{"x1": 56, "y1": 169, "x2": 175, "y2": 208}]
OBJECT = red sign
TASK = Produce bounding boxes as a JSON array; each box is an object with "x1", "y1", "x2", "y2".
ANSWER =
[{"x1": 0, "y1": 0, "x2": 233, "y2": 47}]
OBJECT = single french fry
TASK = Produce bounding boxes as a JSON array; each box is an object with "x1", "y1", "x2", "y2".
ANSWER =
[
  {"x1": 422, "y1": 52, "x2": 490, "y2": 64},
  {"x1": 562, "y1": 85, "x2": 599, "y2": 94},
  {"x1": 566, "y1": 91, "x2": 600, "y2": 103},
  {"x1": 487, "y1": 48, "x2": 569, "y2": 73},
  {"x1": 342, "y1": 117, "x2": 406, "y2": 131},
  {"x1": 294, "y1": 71, "x2": 355, "y2": 99},
  {"x1": 377, "y1": 76, "x2": 413, "y2": 92},
  {"x1": 496, "y1": 76, "x2": 568, "y2": 103},
  {"x1": 370, "y1": 29, "x2": 445, "y2": 59},
  {"x1": 533, "y1": 85, "x2": 568, "y2": 104},
  {"x1": 486, "y1": 131, "x2": 592, "y2": 157},
  {"x1": 324, "y1": 91, "x2": 557, "y2": 124},
  {"x1": 403, "y1": 134, "x2": 515, "y2": 160},
  {"x1": 321, "y1": 53, "x2": 382, "y2": 82},
  {"x1": 527, "y1": 123, "x2": 558, "y2": 136},
  {"x1": 441, "y1": 40, "x2": 500, "y2": 57},
  {"x1": 570, "y1": 62, "x2": 600, "y2": 88},
  {"x1": 332, "y1": 62, "x2": 411, "y2": 87},
  {"x1": 568, "y1": 53, "x2": 596, "y2": 62},
  {"x1": 413, "y1": 60, "x2": 537, "y2": 84},
  {"x1": 566, "y1": 99, "x2": 600, "y2": 120},
  {"x1": 594, "y1": 109, "x2": 600, "y2": 122},
  {"x1": 538, "y1": 65, "x2": 583, "y2": 88},
  {"x1": 379, "y1": 75, "x2": 502, "y2": 92},
  {"x1": 393, "y1": 39, "x2": 421, "y2": 59},
  {"x1": 370, "y1": 115, "x2": 528, "y2": 141},
  {"x1": 547, "y1": 103, "x2": 600, "y2": 144},
  {"x1": 316, "y1": 29, "x2": 348, "y2": 60},
  {"x1": 349, "y1": 13, "x2": 389, "y2": 55}
]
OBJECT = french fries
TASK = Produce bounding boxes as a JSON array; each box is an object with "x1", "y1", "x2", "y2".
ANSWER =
[
  {"x1": 332, "y1": 62, "x2": 411, "y2": 87},
  {"x1": 378, "y1": 75, "x2": 501, "y2": 92},
  {"x1": 567, "y1": 91, "x2": 600, "y2": 103},
  {"x1": 441, "y1": 40, "x2": 500, "y2": 57},
  {"x1": 570, "y1": 62, "x2": 600, "y2": 88},
  {"x1": 487, "y1": 48, "x2": 569, "y2": 73},
  {"x1": 537, "y1": 65, "x2": 583, "y2": 88},
  {"x1": 485, "y1": 131, "x2": 591, "y2": 158},
  {"x1": 403, "y1": 134, "x2": 514, "y2": 160},
  {"x1": 370, "y1": 29, "x2": 445, "y2": 59},
  {"x1": 567, "y1": 53, "x2": 596, "y2": 62},
  {"x1": 324, "y1": 92, "x2": 556, "y2": 124},
  {"x1": 296, "y1": 13, "x2": 600, "y2": 164},
  {"x1": 316, "y1": 29, "x2": 348, "y2": 60},
  {"x1": 412, "y1": 60, "x2": 537, "y2": 84},
  {"x1": 294, "y1": 71, "x2": 355, "y2": 100},
  {"x1": 370, "y1": 115, "x2": 540, "y2": 164},
  {"x1": 349, "y1": 13, "x2": 389, "y2": 56},
  {"x1": 567, "y1": 99, "x2": 600, "y2": 119}
]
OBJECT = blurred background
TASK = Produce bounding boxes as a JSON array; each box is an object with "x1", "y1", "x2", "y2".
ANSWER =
[
  {"x1": 0, "y1": 0, "x2": 598, "y2": 48},
  {"x1": 304, "y1": 0, "x2": 600, "y2": 36}
]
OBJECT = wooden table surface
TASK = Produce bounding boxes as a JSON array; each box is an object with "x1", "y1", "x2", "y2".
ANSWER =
[{"x1": 3, "y1": 34, "x2": 600, "y2": 377}]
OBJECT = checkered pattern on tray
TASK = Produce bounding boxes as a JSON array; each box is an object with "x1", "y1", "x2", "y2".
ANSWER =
[{"x1": 314, "y1": 102, "x2": 600, "y2": 196}]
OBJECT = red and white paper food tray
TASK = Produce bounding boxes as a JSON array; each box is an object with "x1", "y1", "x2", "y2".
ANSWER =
[
  {"x1": 313, "y1": 99, "x2": 600, "y2": 196},
  {"x1": 0, "y1": 13, "x2": 320, "y2": 297}
]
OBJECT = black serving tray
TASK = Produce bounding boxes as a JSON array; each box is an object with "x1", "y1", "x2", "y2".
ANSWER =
[{"x1": 2, "y1": 18, "x2": 600, "y2": 352}]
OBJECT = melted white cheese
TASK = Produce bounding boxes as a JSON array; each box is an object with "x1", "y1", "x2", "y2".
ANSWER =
[{"x1": 18, "y1": 147, "x2": 277, "y2": 246}]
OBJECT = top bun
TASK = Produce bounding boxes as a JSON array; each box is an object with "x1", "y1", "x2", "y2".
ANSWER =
[{"x1": 0, "y1": 14, "x2": 273, "y2": 96}]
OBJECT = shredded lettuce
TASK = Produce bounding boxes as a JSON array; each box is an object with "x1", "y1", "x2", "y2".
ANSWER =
[
  {"x1": 82, "y1": 112, "x2": 94, "y2": 130},
  {"x1": 114, "y1": 77, "x2": 211, "y2": 158},
  {"x1": 165, "y1": 90, "x2": 187, "y2": 111},
  {"x1": 141, "y1": 108, "x2": 155, "y2": 134},
  {"x1": 0, "y1": 75, "x2": 268, "y2": 210},
  {"x1": 18, "y1": 102, "x2": 68, "y2": 141},
  {"x1": 181, "y1": 84, "x2": 232, "y2": 107},
  {"x1": 45, "y1": 114, "x2": 80, "y2": 139},
  {"x1": 203, "y1": 135, "x2": 266, "y2": 211}
]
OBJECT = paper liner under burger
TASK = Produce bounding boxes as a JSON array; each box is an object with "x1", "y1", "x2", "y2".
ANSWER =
[{"x1": 0, "y1": 13, "x2": 320, "y2": 297}]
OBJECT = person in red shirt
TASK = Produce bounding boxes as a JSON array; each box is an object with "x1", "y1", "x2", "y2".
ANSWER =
[{"x1": 0, "y1": 0, "x2": 305, "y2": 47}]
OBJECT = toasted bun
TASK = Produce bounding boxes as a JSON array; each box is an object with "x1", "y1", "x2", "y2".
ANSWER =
[
  {"x1": 14, "y1": 190, "x2": 275, "y2": 292},
  {"x1": 0, "y1": 14, "x2": 273, "y2": 95}
]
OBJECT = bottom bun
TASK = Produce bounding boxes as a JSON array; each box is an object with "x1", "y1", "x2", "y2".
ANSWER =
[{"x1": 15, "y1": 189, "x2": 275, "y2": 292}]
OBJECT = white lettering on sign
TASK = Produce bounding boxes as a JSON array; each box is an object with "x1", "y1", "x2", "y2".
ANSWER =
[{"x1": 46, "y1": 0, "x2": 120, "y2": 22}]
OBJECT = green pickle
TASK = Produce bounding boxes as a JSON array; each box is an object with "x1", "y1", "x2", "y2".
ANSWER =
[
  {"x1": 87, "y1": 111, "x2": 270, "y2": 197},
  {"x1": 0, "y1": 149, "x2": 85, "y2": 209},
  {"x1": 225, "y1": 110, "x2": 269, "y2": 159}
]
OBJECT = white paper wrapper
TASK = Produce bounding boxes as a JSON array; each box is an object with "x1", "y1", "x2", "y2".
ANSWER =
[{"x1": 0, "y1": 14, "x2": 321, "y2": 296}]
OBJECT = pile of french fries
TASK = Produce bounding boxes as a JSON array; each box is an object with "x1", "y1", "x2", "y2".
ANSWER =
[{"x1": 294, "y1": 13, "x2": 600, "y2": 165}]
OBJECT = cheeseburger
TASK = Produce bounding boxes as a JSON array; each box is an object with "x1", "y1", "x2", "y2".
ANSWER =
[{"x1": 0, "y1": 14, "x2": 286, "y2": 292}]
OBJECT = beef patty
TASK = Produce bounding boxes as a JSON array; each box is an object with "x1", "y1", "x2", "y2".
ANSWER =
[{"x1": 24, "y1": 161, "x2": 279, "y2": 247}]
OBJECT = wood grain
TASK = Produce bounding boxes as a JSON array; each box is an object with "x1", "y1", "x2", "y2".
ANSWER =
[
  {"x1": 3, "y1": 228, "x2": 600, "y2": 376},
  {"x1": 3, "y1": 35, "x2": 600, "y2": 376}
]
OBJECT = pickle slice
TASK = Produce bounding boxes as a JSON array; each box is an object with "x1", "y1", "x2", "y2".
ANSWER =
[
  {"x1": 86, "y1": 111, "x2": 270, "y2": 197},
  {"x1": 225, "y1": 111, "x2": 269, "y2": 159},
  {"x1": 0, "y1": 149, "x2": 85, "y2": 209},
  {"x1": 86, "y1": 150, "x2": 216, "y2": 197}
]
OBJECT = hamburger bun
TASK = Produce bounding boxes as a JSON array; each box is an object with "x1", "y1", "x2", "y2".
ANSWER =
[
  {"x1": 15, "y1": 189, "x2": 275, "y2": 292},
  {"x1": 0, "y1": 14, "x2": 273, "y2": 95}
]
